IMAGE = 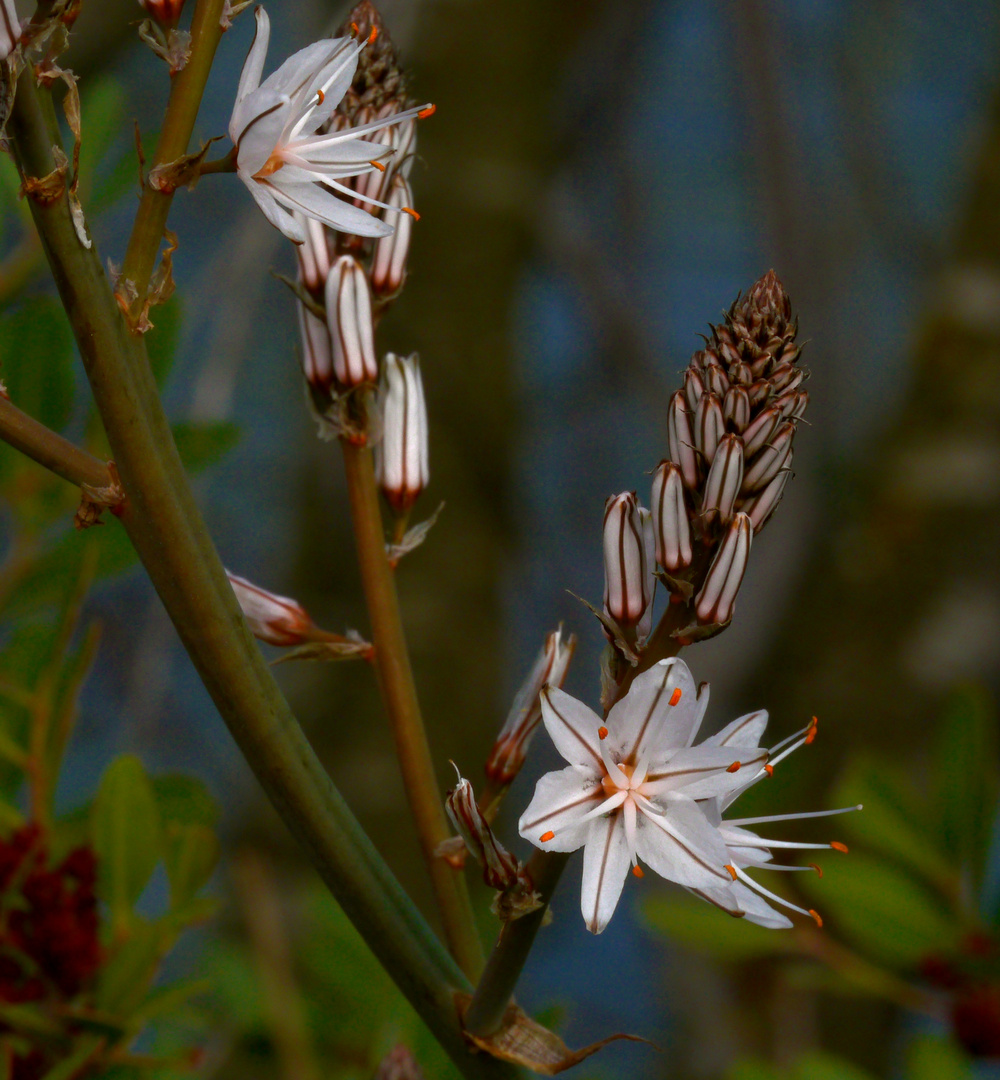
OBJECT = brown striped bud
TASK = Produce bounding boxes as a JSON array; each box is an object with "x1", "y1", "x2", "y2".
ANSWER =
[
  {"x1": 705, "y1": 363, "x2": 729, "y2": 397},
  {"x1": 742, "y1": 405, "x2": 781, "y2": 458},
  {"x1": 694, "y1": 393, "x2": 725, "y2": 466},
  {"x1": 695, "y1": 513, "x2": 752, "y2": 624},
  {"x1": 730, "y1": 361, "x2": 753, "y2": 387},
  {"x1": 603, "y1": 492, "x2": 652, "y2": 628},
  {"x1": 371, "y1": 174, "x2": 413, "y2": 296},
  {"x1": 374, "y1": 354, "x2": 428, "y2": 511},
  {"x1": 743, "y1": 469, "x2": 790, "y2": 533},
  {"x1": 444, "y1": 769, "x2": 520, "y2": 891},
  {"x1": 325, "y1": 255, "x2": 378, "y2": 386},
  {"x1": 743, "y1": 421, "x2": 794, "y2": 493},
  {"x1": 227, "y1": 572, "x2": 314, "y2": 646},
  {"x1": 701, "y1": 433, "x2": 744, "y2": 526},
  {"x1": 667, "y1": 391, "x2": 699, "y2": 490},
  {"x1": 684, "y1": 368, "x2": 705, "y2": 412},
  {"x1": 651, "y1": 461, "x2": 692, "y2": 571},
  {"x1": 723, "y1": 386, "x2": 751, "y2": 432},
  {"x1": 295, "y1": 215, "x2": 332, "y2": 294},
  {"x1": 773, "y1": 389, "x2": 809, "y2": 420},
  {"x1": 298, "y1": 303, "x2": 334, "y2": 397}
]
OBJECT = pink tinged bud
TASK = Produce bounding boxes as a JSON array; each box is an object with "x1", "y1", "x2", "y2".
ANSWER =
[
  {"x1": 353, "y1": 124, "x2": 396, "y2": 208},
  {"x1": 445, "y1": 772, "x2": 520, "y2": 890},
  {"x1": 297, "y1": 301, "x2": 334, "y2": 394},
  {"x1": 371, "y1": 174, "x2": 413, "y2": 296},
  {"x1": 694, "y1": 393, "x2": 725, "y2": 466},
  {"x1": 139, "y1": 0, "x2": 185, "y2": 25},
  {"x1": 695, "y1": 512, "x2": 752, "y2": 624},
  {"x1": 325, "y1": 256, "x2": 378, "y2": 387},
  {"x1": 636, "y1": 505, "x2": 656, "y2": 643},
  {"x1": 701, "y1": 433, "x2": 744, "y2": 525},
  {"x1": 769, "y1": 362, "x2": 804, "y2": 394},
  {"x1": 227, "y1": 572, "x2": 314, "y2": 646},
  {"x1": 742, "y1": 421, "x2": 794, "y2": 493},
  {"x1": 747, "y1": 379, "x2": 770, "y2": 407},
  {"x1": 705, "y1": 362, "x2": 729, "y2": 397},
  {"x1": 374, "y1": 354, "x2": 429, "y2": 512},
  {"x1": 603, "y1": 492, "x2": 651, "y2": 627},
  {"x1": 486, "y1": 627, "x2": 576, "y2": 786},
  {"x1": 723, "y1": 386, "x2": 751, "y2": 432},
  {"x1": 667, "y1": 391, "x2": 699, "y2": 489},
  {"x1": 684, "y1": 368, "x2": 705, "y2": 412},
  {"x1": 743, "y1": 469, "x2": 790, "y2": 533},
  {"x1": 774, "y1": 389, "x2": 809, "y2": 420},
  {"x1": 731, "y1": 361, "x2": 753, "y2": 387},
  {"x1": 296, "y1": 216, "x2": 331, "y2": 294},
  {"x1": 651, "y1": 461, "x2": 692, "y2": 572},
  {"x1": 742, "y1": 405, "x2": 781, "y2": 458}
]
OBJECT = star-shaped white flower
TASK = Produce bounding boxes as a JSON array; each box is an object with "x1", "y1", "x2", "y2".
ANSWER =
[
  {"x1": 518, "y1": 658, "x2": 769, "y2": 934},
  {"x1": 228, "y1": 8, "x2": 431, "y2": 243}
]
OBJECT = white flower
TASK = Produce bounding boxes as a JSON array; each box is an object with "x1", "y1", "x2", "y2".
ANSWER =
[
  {"x1": 519, "y1": 657, "x2": 858, "y2": 933},
  {"x1": 519, "y1": 658, "x2": 767, "y2": 934},
  {"x1": 228, "y1": 8, "x2": 431, "y2": 243}
]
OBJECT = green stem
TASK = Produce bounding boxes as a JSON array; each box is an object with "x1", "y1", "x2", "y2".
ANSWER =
[
  {"x1": 341, "y1": 441, "x2": 484, "y2": 980},
  {"x1": 0, "y1": 395, "x2": 112, "y2": 490},
  {"x1": 7, "y1": 57, "x2": 516, "y2": 1080}
]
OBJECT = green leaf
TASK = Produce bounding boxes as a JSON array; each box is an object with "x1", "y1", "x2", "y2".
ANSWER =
[
  {"x1": 172, "y1": 421, "x2": 240, "y2": 473},
  {"x1": 832, "y1": 755, "x2": 957, "y2": 899},
  {"x1": 91, "y1": 755, "x2": 162, "y2": 931},
  {"x1": 905, "y1": 1035, "x2": 971, "y2": 1080},
  {"x1": 800, "y1": 853, "x2": 958, "y2": 970},
  {"x1": 790, "y1": 1051, "x2": 878, "y2": 1080},
  {"x1": 0, "y1": 297, "x2": 75, "y2": 433},
  {"x1": 643, "y1": 894, "x2": 801, "y2": 961},
  {"x1": 96, "y1": 917, "x2": 166, "y2": 1015},
  {"x1": 933, "y1": 685, "x2": 998, "y2": 894},
  {"x1": 133, "y1": 977, "x2": 213, "y2": 1024},
  {"x1": 146, "y1": 297, "x2": 181, "y2": 388},
  {"x1": 163, "y1": 823, "x2": 219, "y2": 908},
  {"x1": 151, "y1": 773, "x2": 219, "y2": 828}
]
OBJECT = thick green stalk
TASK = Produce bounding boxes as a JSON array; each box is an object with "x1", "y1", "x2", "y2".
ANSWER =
[
  {"x1": 7, "y1": 58, "x2": 516, "y2": 1080},
  {"x1": 341, "y1": 442, "x2": 484, "y2": 980},
  {"x1": 0, "y1": 396, "x2": 111, "y2": 490}
]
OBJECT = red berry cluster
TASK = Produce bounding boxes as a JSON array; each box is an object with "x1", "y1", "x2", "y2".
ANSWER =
[{"x1": 0, "y1": 825, "x2": 102, "y2": 1080}]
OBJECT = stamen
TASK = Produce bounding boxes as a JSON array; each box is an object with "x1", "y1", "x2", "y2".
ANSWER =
[
  {"x1": 418, "y1": 104, "x2": 437, "y2": 119},
  {"x1": 316, "y1": 89, "x2": 325, "y2": 105},
  {"x1": 539, "y1": 830, "x2": 555, "y2": 843},
  {"x1": 632, "y1": 865, "x2": 644, "y2": 879},
  {"x1": 724, "y1": 864, "x2": 737, "y2": 880},
  {"x1": 368, "y1": 26, "x2": 378, "y2": 44},
  {"x1": 805, "y1": 716, "x2": 818, "y2": 744},
  {"x1": 669, "y1": 687, "x2": 682, "y2": 706},
  {"x1": 726, "y1": 805, "x2": 862, "y2": 827},
  {"x1": 732, "y1": 865, "x2": 817, "y2": 921},
  {"x1": 830, "y1": 841, "x2": 848, "y2": 853},
  {"x1": 809, "y1": 908, "x2": 823, "y2": 928},
  {"x1": 369, "y1": 159, "x2": 386, "y2": 172},
  {"x1": 598, "y1": 726, "x2": 609, "y2": 740},
  {"x1": 764, "y1": 764, "x2": 774, "y2": 776},
  {"x1": 350, "y1": 21, "x2": 359, "y2": 35},
  {"x1": 808, "y1": 863, "x2": 823, "y2": 877},
  {"x1": 727, "y1": 761, "x2": 741, "y2": 773},
  {"x1": 402, "y1": 206, "x2": 420, "y2": 220}
]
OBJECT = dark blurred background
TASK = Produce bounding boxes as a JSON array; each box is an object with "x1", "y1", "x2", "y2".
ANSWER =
[{"x1": 6, "y1": 0, "x2": 1000, "y2": 1077}]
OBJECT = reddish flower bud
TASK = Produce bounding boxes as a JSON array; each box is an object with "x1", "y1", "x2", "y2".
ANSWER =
[
  {"x1": 705, "y1": 362, "x2": 729, "y2": 397},
  {"x1": 445, "y1": 770, "x2": 520, "y2": 890},
  {"x1": 227, "y1": 572, "x2": 315, "y2": 646},
  {"x1": 370, "y1": 174, "x2": 413, "y2": 296},
  {"x1": 695, "y1": 513, "x2": 752, "y2": 624},
  {"x1": 742, "y1": 405, "x2": 781, "y2": 458},
  {"x1": 374, "y1": 354, "x2": 429, "y2": 512},
  {"x1": 701, "y1": 433, "x2": 744, "y2": 525},
  {"x1": 743, "y1": 469, "x2": 790, "y2": 533},
  {"x1": 694, "y1": 392, "x2": 725, "y2": 466},
  {"x1": 667, "y1": 392, "x2": 699, "y2": 490},
  {"x1": 723, "y1": 386, "x2": 751, "y2": 432},
  {"x1": 773, "y1": 389, "x2": 809, "y2": 420},
  {"x1": 603, "y1": 492, "x2": 652, "y2": 628},
  {"x1": 325, "y1": 255, "x2": 378, "y2": 386},
  {"x1": 651, "y1": 461, "x2": 692, "y2": 572},
  {"x1": 139, "y1": 0, "x2": 185, "y2": 26},
  {"x1": 743, "y1": 421, "x2": 794, "y2": 493},
  {"x1": 683, "y1": 367, "x2": 705, "y2": 412}
]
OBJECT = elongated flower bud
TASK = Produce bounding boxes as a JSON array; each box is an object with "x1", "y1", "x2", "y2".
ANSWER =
[
  {"x1": 651, "y1": 461, "x2": 692, "y2": 572},
  {"x1": 694, "y1": 513, "x2": 752, "y2": 624},
  {"x1": 705, "y1": 363, "x2": 729, "y2": 398},
  {"x1": 723, "y1": 386, "x2": 750, "y2": 432},
  {"x1": 296, "y1": 215, "x2": 332, "y2": 294},
  {"x1": 227, "y1": 572, "x2": 314, "y2": 646},
  {"x1": 774, "y1": 389, "x2": 809, "y2": 420},
  {"x1": 486, "y1": 627, "x2": 576, "y2": 786},
  {"x1": 684, "y1": 368, "x2": 705, "y2": 412},
  {"x1": 1, "y1": 0, "x2": 19, "y2": 61},
  {"x1": 445, "y1": 770, "x2": 520, "y2": 890},
  {"x1": 667, "y1": 392, "x2": 698, "y2": 489},
  {"x1": 701, "y1": 433, "x2": 744, "y2": 526},
  {"x1": 371, "y1": 174, "x2": 413, "y2": 296},
  {"x1": 298, "y1": 303, "x2": 334, "y2": 396},
  {"x1": 326, "y1": 255, "x2": 378, "y2": 386},
  {"x1": 743, "y1": 469, "x2": 790, "y2": 533},
  {"x1": 374, "y1": 353, "x2": 429, "y2": 511},
  {"x1": 742, "y1": 421, "x2": 794, "y2": 493},
  {"x1": 694, "y1": 393, "x2": 725, "y2": 466},
  {"x1": 742, "y1": 405, "x2": 781, "y2": 458},
  {"x1": 603, "y1": 492, "x2": 652, "y2": 627}
]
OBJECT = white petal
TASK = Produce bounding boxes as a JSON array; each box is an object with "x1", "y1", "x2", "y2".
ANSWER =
[
  {"x1": 643, "y1": 745, "x2": 768, "y2": 800},
  {"x1": 518, "y1": 766, "x2": 602, "y2": 852},
  {"x1": 286, "y1": 135, "x2": 392, "y2": 166},
  {"x1": 635, "y1": 794, "x2": 731, "y2": 889},
  {"x1": 235, "y1": 7, "x2": 270, "y2": 109},
  {"x1": 239, "y1": 172, "x2": 305, "y2": 242},
  {"x1": 581, "y1": 814, "x2": 631, "y2": 934},
  {"x1": 692, "y1": 882, "x2": 793, "y2": 929},
  {"x1": 266, "y1": 178, "x2": 394, "y2": 237},
  {"x1": 285, "y1": 41, "x2": 360, "y2": 135},
  {"x1": 703, "y1": 709, "x2": 769, "y2": 749},
  {"x1": 234, "y1": 88, "x2": 291, "y2": 174},
  {"x1": 719, "y1": 824, "x2": 774, "y2": 867},
  {"x1": 606, "y1": 658, "x2": 698, "y2": 763},
  {"x1": 256, "y1": 38, "x2": 347, "y2": 102},
  {"x1": 539, "y1": 686, "x2": 604, "y2": 771}
]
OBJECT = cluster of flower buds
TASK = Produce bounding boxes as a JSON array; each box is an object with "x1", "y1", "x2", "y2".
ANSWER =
[
  {"x1": 1, "y1": 0, "x2": 19, "y2": 62},
  {"x1": 374, "y1": 354, "x2": 429, "y2": 513}
]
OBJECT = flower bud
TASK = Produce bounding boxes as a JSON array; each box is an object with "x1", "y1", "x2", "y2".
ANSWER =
[
  {"x1": 374, "y1": 354, "x2": 429, "y2": 512},
  {"x1": 723, "y1": 386, "x2": 750, "y2": 432},
  {"x1": 392, "y1": 114, "x2": 418, "y2": 179},
  {"x1": 370, "y1": 174, "x2": 412, "y2": 296},
  {"x1": 695, "y1": 513, "x2": 752, "y2": 624},
  {"x1": 325, "y1": 255, "x2": 378, "y2": 386},
  {"x1": 651, "y1": 461, "x2": 692, "y2": 571},
  {"x1": 227, "y1": 572, "x2": 314, "y2": 646},
  {"x1": 743, "y1": 469, "x2": 790, "y2": 533},
  {"x1": 603, "y1": 492, "x2": 652, "y2": 627},
  {"x1": 1, "y1": 0, "x2": 19, "y2": 60},
  {"x1": 742, "y1": 405, "x2": 781, "y2": 458},
  {"x1": 773, "y1": 389, "x2": 809, "y2": 420},
  {"x1": 694, "y1": 393, "x2": 725, "y2": 466},
  {"x1": 667, "y1": 391, "x2": 699, "y2": 489},
  {"x1": 730, "y1": 361, "x2": 753, "y2": 386},
  {"x1": 139, "y1": 0, "x2": 185, "y2": 26},
  {"x1": 486, "y1": 627, "x2": 576, "y2": 786},
  {"x1": 295, "y1": 215, "x2": 332, "y2": 294},
  {"x1": 701, "y1": 433, "x2": 744, "y2": 525},
  {"x1": 683, "y1": 368, "x2": 705, "y2": 412},
  {"x1": 298, "y1": 302, "x2": 334, "y2": 396},
  {"x1": 742, "y1": 421, "x2": 794, "y2": 493},
  {"x1": 747, "y1": 379, "x2": 770, "y2": 407},
  {"x1": 769, "y1": 362, "x2": 804, "y2": 394},
  {"x1": 445, "y1": 770, "x2": 520, "y2": 891},
  {"x1": 352, "y1": 124, "x2": 396, "y2": 208},
  {"x1": 705, "y1": 362, "x2": 729, "y2": 397}
]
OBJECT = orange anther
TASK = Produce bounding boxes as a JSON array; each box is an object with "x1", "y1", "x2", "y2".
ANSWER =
[
  {"x1": 724, "y1": 864, "x2": 738, "y2": 880},
  {"x1": 764, "y1": 763, "x2": 774, "y2": 777},
  {"x1": 808, "y1": 909, "x2": 823, "y2": 928},
  {"x1": 350, "y1": 21, "x2": 359, "y2": 35},
  {"x1": 316, "y1": 89, "x2": 325, "y2": 105},
  {"x1": 598, "y1": 726, "x2": 609, "y2": 740},
  {"x1": 402, "y1": 206, "x2": 421, "y2": 220},
  {"x1": 369, "y1": 159, "x2": 386, "y2": 172},
  {"x1": 632, "y1": 865, "x2": 644, "y2": 879},
  {"x1": 727, "y1": 761, "x2": 741, "y2": 773},
  {"x1": 808, "y1": 863, "x2": 823, "y2": 878},
  {"x1": 669, "y1": 688, "x2": 682, "y2": 706},
  {"x1": 418, "y1": 104, "x2": 437, "y2": 119},
  {"x1": 805, "y1": 716, "x2": 818, "y2": 744},
  {"x1": 539, "y1": 831, "x2": 555, "y2": 843},
  {"x1": 368, "y1": 26, "x2": 378, "y2": 43},
  {"x1": 830, "y1": 841, "x2": 848, "y2": 853}
]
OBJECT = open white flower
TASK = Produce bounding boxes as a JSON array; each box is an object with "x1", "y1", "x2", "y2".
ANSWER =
[
  {"x1": 519, "y1": 658, "x2": 769, "y2": 933},
  {"x1": 229, "y1": 8, "x2": 431, "y2": 243}
]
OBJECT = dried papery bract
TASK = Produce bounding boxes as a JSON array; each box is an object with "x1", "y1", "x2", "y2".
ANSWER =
[
  {"x1": 374, "y1": 353, "x2": 428, "y2": 511},
  {"x1": 485, "y1": 626, "x2": 576, "y2": 789},
  {"x1": 326, "y1": 254, "x2": 378, "y2": 387}
]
